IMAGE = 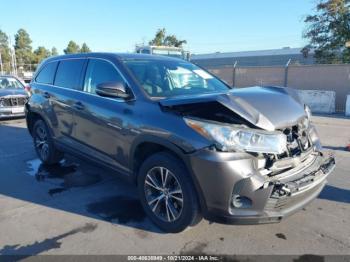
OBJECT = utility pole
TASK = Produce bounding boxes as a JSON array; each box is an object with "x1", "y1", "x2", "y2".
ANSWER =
[
  {"x1": 0, "y1": 51, "x2": 3, "y2": 75},
  {"x1": 8, "y1": 35, "x2": 17, "y2": 76},
  {"x1": 12, "y1": 49, "x2": 17, "y2": 76},
  {"x1": 232, "y1": 60, "x2": 238, "y2": 87}
]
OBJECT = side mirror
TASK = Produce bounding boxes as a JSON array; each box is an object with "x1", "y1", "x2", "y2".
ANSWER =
[{"x1": 96, "y1": 81, "x2": 131, "y2": 99}]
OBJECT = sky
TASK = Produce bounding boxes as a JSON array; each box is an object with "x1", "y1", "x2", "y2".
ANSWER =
[{"x1": 0, "y1": 0, "x2": 316, "y2": 55}]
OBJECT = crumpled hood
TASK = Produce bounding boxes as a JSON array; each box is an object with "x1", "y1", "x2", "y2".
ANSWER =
[
  {"x1": 0, "y1": 88, "x2": 27, "y2": 97},
  {"x1": 159, "y1": 86, "x2": 306, "y2": 131}
]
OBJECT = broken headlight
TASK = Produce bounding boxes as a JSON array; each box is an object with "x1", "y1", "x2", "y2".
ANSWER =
[
  {"x1": 185, "y1": 118, "x2": 287, "y2": 154},
  {"x1": 309, "y1": 126, "x2": 320, "y2": 145}
]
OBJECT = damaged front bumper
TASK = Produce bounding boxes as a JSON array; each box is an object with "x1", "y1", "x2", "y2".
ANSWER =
[{"x1": 189, "y1": 147, "x2": 335, "y2": 225}]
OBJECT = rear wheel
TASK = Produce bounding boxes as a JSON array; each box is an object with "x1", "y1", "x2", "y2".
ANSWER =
[
  {"x1": 33, "y1": 119, "x2": 64, "y2": 165},
  {"x1": 137, "y1": 152, "x2": 201, "y2": 233}
]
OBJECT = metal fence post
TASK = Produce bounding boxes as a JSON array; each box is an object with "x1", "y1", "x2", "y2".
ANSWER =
[
  {"x1": 232, "y1": 60, "x2": 238, "y2": 87},
  {"x1": 284, "y1": 59, "x2": 291, "y2": 87}
]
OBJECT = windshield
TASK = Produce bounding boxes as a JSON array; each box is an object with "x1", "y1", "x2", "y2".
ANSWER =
[
  {"x1": 124, "y1": 59, "x2": 230, "y2": 98},
  {"x1": 0, "y1": 77, "x2": 24, "y2": 89}
]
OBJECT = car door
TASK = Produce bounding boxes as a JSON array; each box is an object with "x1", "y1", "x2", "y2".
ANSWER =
[
  {"x1": 72, "y1": 58, "x2": 132, "y2": 174},
  {"x1": 48, "y1": 58, "x2": 87, "y2": 145}
]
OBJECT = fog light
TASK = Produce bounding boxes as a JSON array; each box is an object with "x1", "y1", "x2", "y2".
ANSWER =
[{"x1": 232, "y1": 195, "x2": 252, "y2": 209}]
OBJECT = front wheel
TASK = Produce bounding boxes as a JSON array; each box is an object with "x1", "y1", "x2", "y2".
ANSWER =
[
  {"x1": 32, "y1": 119, "x2": 64, "y2": 165},
  {"x1": 137, "y1": 152, "x2": 201, "y2": 233}
]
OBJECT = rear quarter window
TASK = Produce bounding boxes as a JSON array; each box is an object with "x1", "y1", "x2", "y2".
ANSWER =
[
  {"x1": 35, "y1": 62, "x2": 58, "y2": 84},
  {"x1": 54, "y1": 59, "x2": 86, "y2": 90}
]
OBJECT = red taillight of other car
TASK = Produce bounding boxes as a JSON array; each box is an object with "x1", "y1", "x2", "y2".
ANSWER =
[{"x1": 24, "y1": 85, "x2": 32, "y2": 96}]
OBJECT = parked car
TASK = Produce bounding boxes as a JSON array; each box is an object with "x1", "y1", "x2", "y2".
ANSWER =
[
  {"x1": 25, "y1": 53, "x2": 335, "y2": 232},
  {"x1": 0, "y1": 75, "x2": 29, "y2": 119}
]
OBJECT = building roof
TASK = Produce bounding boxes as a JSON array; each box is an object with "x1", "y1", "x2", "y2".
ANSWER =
[{"x1": 192, "y1": 47, "x2": 314, "y2": 60}]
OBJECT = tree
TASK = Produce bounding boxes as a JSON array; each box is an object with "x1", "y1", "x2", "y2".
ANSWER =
[
  {"x1": 64, "y1": 41, "x2": 80, "y2": 54},
  {"x1": 164, "y1": 35, "x2": 187, "y2": 47},
  {"x1": 33, "y1": 46, "x2": 51, "y2": 64},
  {"x1": 14, "y1": 28, "x2": 33, "y2": 67},
  {"x1": 303, "y1": 0, "x2": 350, "y2": 64},
  {"x1": 51, "y1": 47, "x2": 58, "y2": 56},
  {"x1": 149, "y1": 28, "x2": 166, "y2": 46},
  {"x1": 149, "y1": 28, "x2": 187, "y2": 47},
  {"x1": 80, "y1": 43, "x2": 91, "y2": 53},
  {"x1": 0, "y1": 30, "x2": 11, "y2": 73}
]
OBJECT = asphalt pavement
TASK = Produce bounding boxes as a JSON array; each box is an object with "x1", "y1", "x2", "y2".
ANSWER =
[{"x1": 0, "y1": 116, "x2": 349, "y2": 256}]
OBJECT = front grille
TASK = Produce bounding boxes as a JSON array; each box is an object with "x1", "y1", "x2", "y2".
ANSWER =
[{"x1": 0, "y1": 97, "x2": 27, "y2": 107}]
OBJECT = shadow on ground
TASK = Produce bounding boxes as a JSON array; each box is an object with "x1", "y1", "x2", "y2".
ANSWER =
[
  {"x1": 0, "y1": 123, "x2": 162, "y2": 248},
  {"x1": 323, "y1": 146, "x2": 348, "y2": 152},
  {"x1": 318, "y1": 185, "x2": 350, "y2": 204},
  {"x1": 0, "y1": 223, "x2": 97, "y2": 256}
]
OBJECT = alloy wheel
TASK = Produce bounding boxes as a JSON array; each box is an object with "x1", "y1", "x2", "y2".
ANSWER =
[
  {"x1": 34, "y1": 124, "x2": 49, "y2": 161},
  {"x1": 144, "y1": 166, "x2": 183, "y2": 222}
]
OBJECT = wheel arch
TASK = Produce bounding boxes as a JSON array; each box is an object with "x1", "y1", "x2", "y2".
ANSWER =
[
  {"x1": 130, "y1": 135, "x2": 207, "y2": 212},
  {"x1": 130, "y1": 135, "x2": 187, "y2": 178},
  {"x1": 26, "y1": 107, "x2": 53, "y2": 137}
]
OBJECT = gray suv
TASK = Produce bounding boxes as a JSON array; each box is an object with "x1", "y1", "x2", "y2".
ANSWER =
[{"x1": 26, "y1": 53, "x2": 335, "y2": 232}]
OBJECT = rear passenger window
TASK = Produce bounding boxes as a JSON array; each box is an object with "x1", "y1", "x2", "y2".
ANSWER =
[
  {"x1": 54, "y1": 59, "x2": 85, "y2": 90},
  {"x1": 84, "y1": 59, "x2": 125, "y2": 94},
  {"x1": 35, "y1": 62, "x2": 58, "y2": 84}
]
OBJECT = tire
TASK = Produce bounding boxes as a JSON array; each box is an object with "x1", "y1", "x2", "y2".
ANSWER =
[
  {"x1": 137, "y1": 152, "x2": 201, "y2": 233},
  {"x1": 32, "y1": 119, "x2": 64, "y2": 165}
]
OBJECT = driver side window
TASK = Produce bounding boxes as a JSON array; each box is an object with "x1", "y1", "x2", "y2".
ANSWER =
[{"x1": 84, "y1": 59, "x2": 125, "y2": 94}]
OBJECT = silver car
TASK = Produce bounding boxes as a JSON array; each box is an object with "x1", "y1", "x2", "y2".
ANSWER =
[{"x1": 0, "y1": 75, "x2": 28, "y2": 119}]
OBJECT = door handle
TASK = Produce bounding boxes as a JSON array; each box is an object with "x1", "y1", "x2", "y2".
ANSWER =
[
  {"x1": 43, "y1": 92, "x2": 50, "y2": 99},
  {"x1": 73, "y1": 101, "x2": 85, "y2": 110}
]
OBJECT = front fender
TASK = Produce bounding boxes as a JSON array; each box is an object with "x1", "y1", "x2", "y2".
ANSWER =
[
  {"x1": 129, "y1": 134, "x2": 190, "y2": 173},
  {"x1": 129, "y1": 134, "x2": 208, "y2": 212}
]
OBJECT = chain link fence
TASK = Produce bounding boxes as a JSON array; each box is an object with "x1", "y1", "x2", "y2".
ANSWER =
[{"x1": 0, "y1": 63, "x2": 38, "y2": 81}]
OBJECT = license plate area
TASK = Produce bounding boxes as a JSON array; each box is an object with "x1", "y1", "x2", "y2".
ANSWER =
[{"x1": 12, "y1": 107, "x2": 24, "y2": 114}]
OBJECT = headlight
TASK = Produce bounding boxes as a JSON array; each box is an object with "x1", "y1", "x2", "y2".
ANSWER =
[
  {"x1": 305, "y1": 105, "x2": 312, "y2": 119},
  {"x1": 185, "y1": 118, "x2": 287, "y2": 154},
  {"x1": 0, "y1": 99, "x2": 4, "y2": 107}
]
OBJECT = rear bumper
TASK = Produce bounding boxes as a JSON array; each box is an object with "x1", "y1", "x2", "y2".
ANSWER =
[
  {"x1": 189, "y1": 148, "x2": 335, "y2": 225},
  {"x1": 0, "y1": 106, "x2": 25, "y2": 118}
]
